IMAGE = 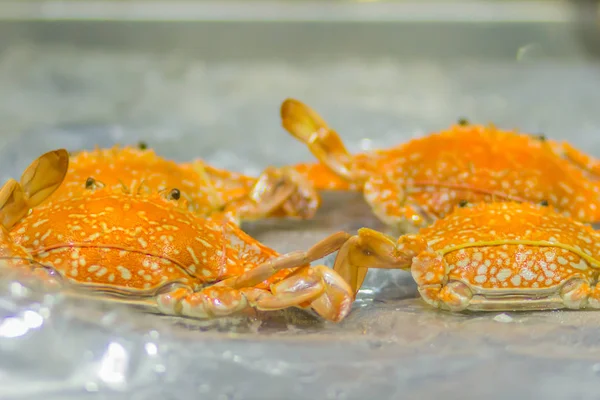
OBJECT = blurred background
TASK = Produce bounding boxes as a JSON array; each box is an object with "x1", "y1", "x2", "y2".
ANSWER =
[
  {"x1": 0, "y1": 0, "x2": 599, "y2": 175},
  {"x1": 2, "y1": 1, "x2": 600, "y2": 399}
]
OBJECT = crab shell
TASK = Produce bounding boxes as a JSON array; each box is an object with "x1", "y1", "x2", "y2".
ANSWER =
[
  {"x1": 408, "y1": 201, "x2": 600, "y2": 311},
  {"x1": 280, "y1": 99, "x2": 600, "y2": 229},
  {"x1": 0, "y1": 226, "x2": 33, "y2": 268},
  {"x1": 364, "y1": 125, "x2": 600, "y2": 229},
  {"x1": 51, "y1": 146, "x2": 256, "y2": 217},
  {"x1": 10, "y1": 188, "x2": 292, "y2": 296}
]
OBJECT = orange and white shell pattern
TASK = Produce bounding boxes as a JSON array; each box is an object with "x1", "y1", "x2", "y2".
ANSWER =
[
  {"x1": 280, "y1": 98, "x2": 600, "y2": 230},
  {"x1": 361, "y1": 125, "x2": 600, "y2": 228},
  {"x1": 9, "y1": 185, "x2": 353, "y2": 321},
  {"x1": 51, "y1": 145, "x2": 255, "y2": 217},
  {"x1": 12, "y1": 189, "x2": 274, "y2": 291},
  {"x1": 332, "y1": 201, "x2": 600, "y2": 312},
  {"x1": 411, "y1": 201, "x2": 600, "y2": 311}
]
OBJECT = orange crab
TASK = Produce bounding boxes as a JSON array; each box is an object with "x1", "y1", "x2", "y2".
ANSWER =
[
  {"x1": 3, "y1": 167, "x2": 355, "y2": 322},
  {"x1": 281, "y1": 98, "x2": 600, "y2": 232},
  {"x1": 49, "y1": 144, "x2": 321, "y2": 225},
  {"x1": 331, "y1": 201, "x2": 600, "y2": 312}
]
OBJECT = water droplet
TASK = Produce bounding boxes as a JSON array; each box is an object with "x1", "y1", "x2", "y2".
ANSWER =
[
  {"x1": 85, "y1": 382, "x2": 99, "y2": 392},
  {"x1": 493, "y1": 313, "x2": 513, "y2": 323},
  {"x1": 145, "y1": 342, "x2": 158, "y2": 356}
]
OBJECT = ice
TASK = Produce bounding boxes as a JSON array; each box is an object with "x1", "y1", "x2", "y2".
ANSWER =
[{"x1": 2, "y1": 31, "x2": 600, "y2": 399}]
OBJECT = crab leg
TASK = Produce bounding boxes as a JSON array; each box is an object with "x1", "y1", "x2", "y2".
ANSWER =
[
  {"x1": 157, "y1": 231, "x2": 354, "y2": 322},
  {"x1": 217, "y1": 231, "x2": 350, "y2": 288},
  {"x1": 331, "y1": 228, "x2": 428, "y2": 294},
  {"x1": 186, "y1": 160, "x2": 322, "y2": 222},
  {"x1": 0, "y1": 149, "x2": 69, "y2": 230},
  {"x1": 411, "y1": 250, "x2": 600, "y2": 312},
  {"x1": 363, "y1": 175, "x2": 437, "y2": 232},
  {"x1": 560, "y1": 142, "x2": 600, "y2": 178},
  {"x1": 289, "y1": 161, "x2": 357, "y2": 191},
  {"x1": 223, "y1": 166, "x2": 321, "y2": 222},
  {"x1": 281, "y1": 98, "x2": 362, "y2": 184},
  {"x1": 157, "y1": 264, "x2": 353, "y2": 322}
]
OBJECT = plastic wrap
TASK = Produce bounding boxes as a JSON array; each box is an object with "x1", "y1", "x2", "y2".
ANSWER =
[{"x1": 2, "y1": 28, "x2": 600, "y2": 400}]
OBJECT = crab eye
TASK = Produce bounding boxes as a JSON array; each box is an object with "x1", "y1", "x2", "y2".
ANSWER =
[
  {"x1": 457, "y1": 117, "x2": 469, "y2": 126},
  {"x1": 85, "y1": 177, "x2": 96, "y2": 189},
  {"x1": 535, "y1": 134, "x2": 547, "y2": 142},
  {"x1": 138, "y1": 141, "x2": 148, "y2": 150},
  {"x1": 458, "y1": 199, "x2": 469, "y2": 207},
  {"x1": 540, "y1": 200, "x2": 549, "y2": 206},
  {"x1": 168, "y1": 188, "x2": 181, "y2": 200},
  {"x1": 85, "y1": 177, "x2": 105, "y2": 190}
]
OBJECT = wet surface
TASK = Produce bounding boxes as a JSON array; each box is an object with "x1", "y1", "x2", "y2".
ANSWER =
[{"x1": 1, "y1": 21, "x2": 600, "y2": 399}]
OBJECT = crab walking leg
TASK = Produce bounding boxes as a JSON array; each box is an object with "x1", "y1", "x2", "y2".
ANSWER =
[
  {"x1": 280, "y1": 98, "x2": 358, "y2": 182},
  {"x1": 409, "y1": 250, "x2": 466, "y2": 311},
  {"x1": 363, "y1": 175, "x2": 436, "y2": 232},
  {"x1": 156, "y1": 231, "x2": 354, "y2": 322},
  {"x1": 224, "y1": 166, "x2": 321, "y2": 221},
  {"x1": 412, "y1": 252, "x2": 599, "y2": 312},
  {"x1": 289, "y1": 161, "x2": 358, "y2": 191},
  {"x1": 332, "y1": 228, "x2": 427, "y2": 294},
  {"x1": 218, "y1": 231, "x2": 352, "y2": 289},
  {"x1": 156, "y1": 263, "x2": 353, "y2": 322},
  {"x1": 560, "y1": 142, "x2": 600, "y2": 177}
]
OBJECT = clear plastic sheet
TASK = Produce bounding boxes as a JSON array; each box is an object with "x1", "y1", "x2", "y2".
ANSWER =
[{"x1": 2, "y1": 22, "x2": 600, "y2": 400}]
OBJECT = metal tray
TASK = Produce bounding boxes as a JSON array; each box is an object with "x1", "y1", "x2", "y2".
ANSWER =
[{"x1": 1, "y1": 1, "x2": 600, "y2": 399}]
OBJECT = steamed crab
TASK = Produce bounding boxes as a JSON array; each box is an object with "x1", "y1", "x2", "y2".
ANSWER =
[
  {"x1": 2, "y1": 157, "x2": 354, "y2": 322},
  {"x1": 49, "y1": 144, "x2": 321, "y2": 225},
  {"x1": 331, "y1": 201, "x2": 600, "y2": 311},
  {"x1": 281, "y1": 98, "x2": 600, "y2": 232}
]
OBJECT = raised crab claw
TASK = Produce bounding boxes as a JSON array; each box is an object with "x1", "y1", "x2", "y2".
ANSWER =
[
  {"x1": 331, "y1": 200, "x2": 600, "y2": 312},
  {"x1": 281, "y1": 98, "x2": 600, "y2": 232},
  {"x1": 0, "y1": 148, "x2": 69, "y2": 270},
  {"x1": 1, "y1": 151, "x2": 354, "y2": 322}
]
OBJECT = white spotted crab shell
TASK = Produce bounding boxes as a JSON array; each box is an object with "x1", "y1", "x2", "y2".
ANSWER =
[{"x1": 413, "y1": 201, "x2": 600, "y2": 311}]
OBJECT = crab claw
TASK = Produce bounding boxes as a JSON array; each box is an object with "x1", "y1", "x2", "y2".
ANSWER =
[
  {"x1": 20, "y1": 149, "x2": 69, "y2": 207},
  {"x1": 230, "y1": 165, "x2": 322, "y2": 221},
  {"x1": 0, "y1": 149, "x2": 69, "y2": 230},
  {"x1": 332, "y1": 228, "x2": 428, "y2": 295},
  {"x1": 262, "y1": 264, "x2": 354, "y2": 322},
  {"x1": 281, "y1": 98, "x2": 359, "y2": 183}
]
